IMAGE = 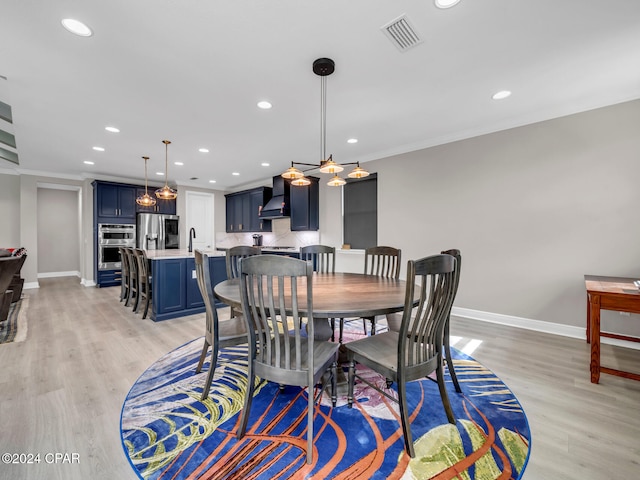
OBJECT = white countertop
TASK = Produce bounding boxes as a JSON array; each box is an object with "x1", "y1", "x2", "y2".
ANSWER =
[{"x1": 145, "y1": 249, "x2": 226, "y2": 260}]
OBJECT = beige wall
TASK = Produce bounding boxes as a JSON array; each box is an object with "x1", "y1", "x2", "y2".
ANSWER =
[
  {"x1": 0, "y1": 172, "x2": 20, "y2": 246},
  {"x1": 37, "y1": 188, "x2": 80, "y2": 274},
  {"x1": 320, "y1": 99, "x2": 640, "y2": 335}
]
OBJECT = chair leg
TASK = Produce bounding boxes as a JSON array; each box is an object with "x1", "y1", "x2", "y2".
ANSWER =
[
  {"x1": 195, "y1": 339, "x2": 210, "y2": 373},
  {"x1": 331, "y1": 361, "x2": 337, "y2": 407},
  {"x1": 201, "y1": 342, "x2": 219, "y2": 401},
  {"x1": 142, "y1": 292, "x2": 150, "y2": 319},
  {"x1": 339, "y1": 318, "x2": 344, "y2": 343},
  {"x1": 397, "y1": 376, "x2": 415, "y2": 458},
  {"x1": 436, "y1": 357, "x2": 456, "y2": 425},
  {"x1": 347, "y1": 359, "x2": 356, "y2": 407},
  {"x1": 330, "y1": 318, "x2": 335, "y2": 342},
  {"x1": 306, "y1": 378, "x2": 314, "y2": 464},
  {"x1": 237, "y1": 360, "x2": 256, "y2": 439},
  {"x1": 444, "y1": 322, "x2": 461, "y2": 393}
]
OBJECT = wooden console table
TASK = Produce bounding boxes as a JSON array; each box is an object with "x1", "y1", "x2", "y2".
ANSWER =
[{"x1": 584, "y1": 275, "x2": 640, "y2": 383}]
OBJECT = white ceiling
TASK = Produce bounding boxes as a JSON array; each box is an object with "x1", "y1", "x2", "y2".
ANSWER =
[{"x1": 2, "y1": 0, "x2": 640, "y2": 191}]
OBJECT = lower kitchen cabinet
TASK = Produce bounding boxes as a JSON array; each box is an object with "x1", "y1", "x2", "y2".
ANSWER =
[
  {"x1": 150, "y1": 255, "x2": 227, "y2": 321},
  {"x1": 97, "y1": 268, "x2": 121, "y2": 287}
]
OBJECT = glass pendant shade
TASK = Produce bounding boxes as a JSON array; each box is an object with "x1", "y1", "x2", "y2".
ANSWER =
[
  {"x1": 136, "y1": 156, "x2": 157, "y2": 206},
  {"x1": 155, "y1": 140, "x2": 177, "y2": 200},
  {"x1": 319, "y1": 156, "x2": 343, "y2": 174},
  {"x1": 327, "y1": 175, "x2": 346, "y2": 187},
  {"x1": 282, "y1": 165, "x2": 304, "y2": 180},
  {"x1": 291, "y1": 176, "x2": 311, "y2": 186},
  {"x1": 347, "y1": 163, "x2": 370, "y2": 179}
]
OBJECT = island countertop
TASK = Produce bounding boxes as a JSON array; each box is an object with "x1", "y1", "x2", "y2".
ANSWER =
[{"x1": 145, "y1": 249, "x2": 226, "y2": 260}]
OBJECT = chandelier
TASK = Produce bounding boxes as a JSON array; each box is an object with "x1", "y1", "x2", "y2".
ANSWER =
[
  {"x1": 155, "y1": 140, "x2": 178, "y2": 200},
  {"x1": 282, "y1": 58, "x2": 369, "y2": 187},
  {"x1": 136, "y1": 156, "x2": 157, "y2": 206}
]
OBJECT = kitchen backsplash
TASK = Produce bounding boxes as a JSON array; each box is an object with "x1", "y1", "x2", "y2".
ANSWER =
[{"x1": 215, "y1": 218, "x2": 319, "y2": 249}]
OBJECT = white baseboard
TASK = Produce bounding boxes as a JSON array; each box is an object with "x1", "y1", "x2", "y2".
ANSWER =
[
  {"x1": 38, "y1": 270, "x2": 81, "y2": 279},
  {"x1": 81, "y1": 278, "x2": 96, "y2": 287},
  {"x1": 452, "y1": 307, "x2": 640, "y2": 351},
  {"x1": 23, "y1": 281, "x2": 39, "y2": 290}
]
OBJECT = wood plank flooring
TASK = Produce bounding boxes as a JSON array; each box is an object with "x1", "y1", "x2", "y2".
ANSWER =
[{"x1": 0, "y1": 277, "x2": 639, "y2": 479}]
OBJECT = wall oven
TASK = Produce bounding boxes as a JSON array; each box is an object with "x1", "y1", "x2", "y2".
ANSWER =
[{"x1": 98, "y1": 223, "x2": 136, "y2": 270}]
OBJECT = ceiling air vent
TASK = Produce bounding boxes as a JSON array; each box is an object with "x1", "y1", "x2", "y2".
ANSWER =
[{"x1": 381, "y1": 14, "x2": 423, "y2": 52}]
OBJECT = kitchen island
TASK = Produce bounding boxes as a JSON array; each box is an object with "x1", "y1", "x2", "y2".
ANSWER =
[{"x1": 146, "y1": 249, "x2": 227, "y2": 322}]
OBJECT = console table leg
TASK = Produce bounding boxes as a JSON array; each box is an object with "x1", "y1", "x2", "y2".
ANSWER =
[{"x1": 589, "y1": 295, "x2": 601, "y2": 384}]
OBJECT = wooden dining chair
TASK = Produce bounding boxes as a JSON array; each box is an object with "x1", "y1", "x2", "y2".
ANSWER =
[
  {"x1": 124, "y1": 247, "x2": 138, "y2": 309},
  {"x1": 194, "y1": 249, "x2": 248, "y2": 401},
  {"x1": 225, "y1": 246, "x2": 262, "y2": 318},
  {"x1": 236, "y1": 254, "x2": 339, "y2": 464},
  {"x1": 133, "y1": 248, "x2": 152, "y2": 319},
  {"x1": 345, "y1": 254, "x2": 457, "y2": 458},
  {"x1": 440, "y1": 249, "x2": 462, "y2": 393},
  {"x1": 119, "y1": 247, "x2": 131, "y2": 303},
  {"x1": 300, "y1": 244, "x2": 335, "y2": 274},
  {"x1": 341, "y1": 246, "x2": 402, "y2": 341}
]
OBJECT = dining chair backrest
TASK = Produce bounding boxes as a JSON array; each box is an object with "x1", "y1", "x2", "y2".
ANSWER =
[
  {"x1": 300, "y1": 244, "x2": 335, "y2": 273},
  {"x1": 133, "y1": 248, "x2": 150, "y2": 285},
  {"x1": 239, "y1": 254, "x2": 314, "y2": 377},
  {"x1": 194, "y1": 249, "x2": 219, "y2": 344},
  {"x1": 440, "y1": 249, "x2": 461, "y2": 310},
  {"x1": 399, "y1": 254, "x2": 456, "y2": 370},
  {"x1": 364, "y1": 246, "x2": 401, "y2": 280},
  {"x1": 226, "y1": 245, "x2": 262, "y2": 279}
]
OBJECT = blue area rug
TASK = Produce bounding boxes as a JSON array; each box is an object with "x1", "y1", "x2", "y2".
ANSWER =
[{"x1": 121, "y1": 334, "x2": 530, "y2": 479}]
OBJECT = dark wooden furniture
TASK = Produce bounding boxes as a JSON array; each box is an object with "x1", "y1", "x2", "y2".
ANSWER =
[
  {"x1": 290, "y1": 176, "x2": 319, "y2": 231},
  {"x1": 194, "y1": 250, "x2": 248, "y2": 400},
  {"x1": 225, "y1": 187, "x2": 272, "y2": 233},
  {"x1": 215, "y1": 269, "x2": 418, "y2": 341},
  {"x1": 125, "y1": 248, "x2": 138, "y2": 308},
  {"x1": 345, "y1": 254, "x2": 458, "y2": 458},
  {"x1": 356, "y1": 246, "x2": 402, "y2": 338},
  {"x1": 225, "y1": 245, "x2": 261, "y2": 318},
  {"x1": 585, "y1": 275, "x2": 640, "y2": 383},
  {"x1": 119, "y1": 247, "x2": 131, "y2": 303},
  {"x1": 236, "y1": 255, "x2": 338, "y2": 464},
  {"x1": 300, "y1": 244, "x2": 335, "y2": 274},
  {"x1": 133, "y1": 248, "x2": 152, "y2": 319},
  {"x1": 441, "y1": 248, "x2": 462, "y2": 393},
  {"x1": 0, "y1": 256, "x2": 24, "y2": 322}
]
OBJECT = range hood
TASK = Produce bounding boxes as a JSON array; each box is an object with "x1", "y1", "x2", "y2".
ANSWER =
[{"x1": 260, "y1": 176, "x2": 291, "y2": 218}]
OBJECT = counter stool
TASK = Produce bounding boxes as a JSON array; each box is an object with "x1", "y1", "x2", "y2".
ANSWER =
[{"x1": 133, "y1": 248, "x2": 152, "y2": 319}]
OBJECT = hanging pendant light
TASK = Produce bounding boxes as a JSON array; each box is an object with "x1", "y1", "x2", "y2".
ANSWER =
[
  {"x1": 281, "y1": 58, "x2": 369, "y2": 186},
  {"x1": 155, "y1": 140, "x2": 177, "y2": 200},
  {"x1": 136, "y1": 156, "x2": 157, "y2": 206}
]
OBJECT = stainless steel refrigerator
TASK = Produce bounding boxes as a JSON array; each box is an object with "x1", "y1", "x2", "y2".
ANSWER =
[{"x1": 136, "y1": 213, "x2": 180, "y2": 250}]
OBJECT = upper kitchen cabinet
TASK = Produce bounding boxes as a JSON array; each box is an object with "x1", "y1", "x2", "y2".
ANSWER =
[
  {"x1": 290, "y1": 176, "x2": 319, "y2": 231},
  {"x1": 94, "y1": 181, "x2": 137, "y2": 224},
  {"x1": 225, "y1": 187, "x2": 272, "y2": 233},
  {"x1": 135, "y1": 188, "x2": 177, "y2": 215}
]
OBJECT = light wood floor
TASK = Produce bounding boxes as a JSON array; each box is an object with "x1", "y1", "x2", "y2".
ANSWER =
[{"x1": 0, "y1": 277, "x2": 639, "y2": 479}]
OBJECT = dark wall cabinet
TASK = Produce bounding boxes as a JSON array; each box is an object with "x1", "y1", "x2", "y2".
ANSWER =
[
  {"x1": 290, "y1": 176, "x2": 319, "y2": 231},
  {"x1": 135, "y1": 188, "x2": 177, "y2": 215},
  {"x1": 95, "y1": 182, "x2": 137, "y2": 224},
  {"x1": 225, "y1": 187, "x2": 272, "y2": 233}
]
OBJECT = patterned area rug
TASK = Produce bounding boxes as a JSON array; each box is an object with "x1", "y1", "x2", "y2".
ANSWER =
[
  {"x1": 0, "y1": 297, "x2": 28, "y2": 344},
  {"x1": 121, "y1": 333, "x2": 530, "y2": 480}
]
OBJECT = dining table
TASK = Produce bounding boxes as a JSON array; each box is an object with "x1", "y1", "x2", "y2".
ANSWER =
[{"x1": 213, "y1": 272, "x2": 419, "y2": 341}]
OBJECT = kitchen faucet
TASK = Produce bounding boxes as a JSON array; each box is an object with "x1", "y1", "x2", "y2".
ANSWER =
[{"x1": 188, "y1": 227, "x2": 196, "y2": 253}]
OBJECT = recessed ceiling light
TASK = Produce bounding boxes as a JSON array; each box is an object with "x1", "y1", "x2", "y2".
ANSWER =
[
  {"x1": 209, "y1": 180, "x2": 217, "y2": 184},
  {"x1": 492, "y1": 90, "x2": 512, "y2": 100},
  {"x1": 347, "y1": 138, "x2": 358, "y2": 144},
  {"x1": 61, "y1": 18, "x2": 93, "y2": 37},
  {"x1": 105, "y1": 126, "x2": 120, "y2": 133},
  {"x1": 156, "y1": 171, "x2": 164, "y2": 176},
  {"x1": 261, "y1": 162, "x2": 270, "y2": 167},
  {"x1": 174, "y1": 162, "x2": 184, "y2": 166},
  {"x1": 435, "y1": 0, "x2": 461, "y2": 9},
  {"x1": 232, "y1": 172, "x2": 240, "y2": 176},
  {"x1": 83, "y1": 160, "x2": 94, "y2": 165},
  {"x1": 92, "y1": 146, "x2": 105, "y2": 152},
  {"x1": 198, "y1": 148, "x2": 209, "y2": 153},
  {"x1": 257, "y1": 101, "x2": 272, "y2": 109}
]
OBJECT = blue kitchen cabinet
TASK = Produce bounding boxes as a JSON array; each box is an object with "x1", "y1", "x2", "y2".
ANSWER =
[
  {"x1": 150, "y1": 255, "x2": 227, "y2": 321},
  {"x1": 94, "y1": 181, "x2": 137, "y2": 223}
]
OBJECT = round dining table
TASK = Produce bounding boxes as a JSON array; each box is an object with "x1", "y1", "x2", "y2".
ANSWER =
[{"x1": 213, "y1": 272, "x2": 418, "y2": 341}]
